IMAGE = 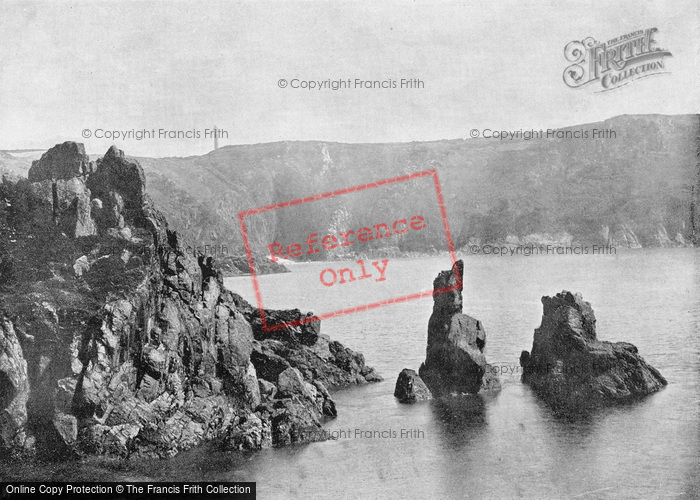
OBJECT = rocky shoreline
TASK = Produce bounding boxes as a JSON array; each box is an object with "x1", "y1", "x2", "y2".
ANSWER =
[{"x1": 0, "y1": 142, "x2": 381, "y2": 459}]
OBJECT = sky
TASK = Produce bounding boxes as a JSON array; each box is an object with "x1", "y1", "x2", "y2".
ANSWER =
[{"x1": 1, "y1": 0, "x2": 698, "y2": 157}]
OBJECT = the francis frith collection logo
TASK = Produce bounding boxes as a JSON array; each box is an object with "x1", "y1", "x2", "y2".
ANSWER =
[{"x1": 563, "y1": 28, "x2": 672, "y2": 91}]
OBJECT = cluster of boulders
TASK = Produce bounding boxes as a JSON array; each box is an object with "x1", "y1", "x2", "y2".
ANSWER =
[
  {"x1": 0, "y1": 142, "x2": 381, "y2": 459},
  {"x1": 394, "y1": 262, "x2": 666, "y2": 411}
]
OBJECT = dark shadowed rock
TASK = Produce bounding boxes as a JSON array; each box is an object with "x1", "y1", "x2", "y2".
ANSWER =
[
  {"x1": 243, "y1": 306, "x2": 382, "y2": 389},
  {"x1": 250, "y1": 333, "x2": 383, "y2": 390},
  {"x1": 417, "y1": 260, "x2": 500, "y2": 396},
  {"x1": 246, "y1": 308, "x2": 321, "y2": 346},
  {"x1": 27, "y1": 142, "x2": 91, "y2": 182},
  {"x1": 27, "y1": 143, "x2": 98, "y2": 238},
  {"x1": 250, "y1": 340, "x2": 292, "y2": 382},
  {"x1": 394, "y1": 369, "x2": 432, "y2": 403},
  {"x1": 520, "y1": 291, "x2": 667, "y2": 408},
  {"x1": 87, "y1": 146, "x2": 146, "y2": 214}
]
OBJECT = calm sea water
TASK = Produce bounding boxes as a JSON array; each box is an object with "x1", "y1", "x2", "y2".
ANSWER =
[{"x1": 3, "y1": 250, "x2": 699, "y2": 499}]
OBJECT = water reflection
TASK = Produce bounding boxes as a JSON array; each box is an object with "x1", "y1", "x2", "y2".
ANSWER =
[{"x1": 429, "y1": 394, "x2": 487, "y2": 451}]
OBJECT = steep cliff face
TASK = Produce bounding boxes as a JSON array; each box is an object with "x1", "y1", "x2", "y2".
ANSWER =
[
  {"x1": 2, "y1": 115, "x2": 698, "y2": 255},
  {"x1": 0, "y1": 142, "x2": 380, "y2": 459},
  {"x1": 134, "y1": 114, "x2": 700, "y2": 254}
]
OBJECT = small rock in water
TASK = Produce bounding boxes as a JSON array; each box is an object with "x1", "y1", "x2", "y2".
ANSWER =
[
  {"x1": 394, "y1": 259, "x2": 500, "y2": 403},
  {"x1": 394, "y1": 368, "x2": 432, "y2": 403}
]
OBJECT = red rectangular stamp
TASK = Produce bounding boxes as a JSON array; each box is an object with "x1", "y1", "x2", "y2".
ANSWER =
[{"x1": 237, "y1": 169, "x2": 459, "y2": 332}]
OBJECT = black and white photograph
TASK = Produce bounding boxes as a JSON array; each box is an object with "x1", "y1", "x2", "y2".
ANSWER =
[{"x1": 0, "y1": 1, "x2": 698, "y2": 499}]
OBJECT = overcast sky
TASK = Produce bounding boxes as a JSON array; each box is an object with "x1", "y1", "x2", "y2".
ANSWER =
[{"x1": 1, "y1": 0, "x2": 698, "y2": 157}]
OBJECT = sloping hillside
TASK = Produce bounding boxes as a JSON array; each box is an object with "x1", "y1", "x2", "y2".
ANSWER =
[
  {"x1": 4, "y1": 114, "x2": 699, "y2": 257},
  {"x1": 140, "y1": 114, "x2": 700, "y2": 254}
]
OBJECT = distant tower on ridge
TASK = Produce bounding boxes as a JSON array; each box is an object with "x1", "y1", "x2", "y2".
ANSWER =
[{"x1": 213, "y1": 125, "x2": 219, "y2": 150}]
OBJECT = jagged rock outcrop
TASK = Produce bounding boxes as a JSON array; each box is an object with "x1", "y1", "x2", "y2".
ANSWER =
[
  {"x1": 0, "y1": 142, "x2": 380, "y2": 459},
  {"x1": 394, "y1": 260, "x2": 499, "y2": 402},
  {"x1": 86, "y1": 145, "x2": 146, "y2": 217},
  {"x1": 520, "y1": 291, "x2": 667, "y2": 408},
  {"x1": 418, "y1": 260, "x2": 500, "y2": 395},
  {"x1": 394, "y1": 369, "x2": 432, "y2": 403},
  {"x1": 27, "y1": 144, "x2": 97, "y2": 238},
  {"x1": 230, "y1": 306, "x2": 382, "y2": 389},
  {"x1": 27, "y1": 142, "x2": 93, "y2": 183}
]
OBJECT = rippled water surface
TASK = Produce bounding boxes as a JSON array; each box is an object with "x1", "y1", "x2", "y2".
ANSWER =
[{"x1": 3, "y1": 250, "x2": 699, "y2": 499}]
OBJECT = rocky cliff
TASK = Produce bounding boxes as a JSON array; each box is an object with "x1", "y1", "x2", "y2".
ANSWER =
[
  {"x1": 133, "y1": 114, "x2": 700, "y2": 255},
  {"x1": 0, "y1": 142, "x2": 380, "y2": 459},
  {"x1": 520, "y1": 291, "x2": 666, "y2": 409}
]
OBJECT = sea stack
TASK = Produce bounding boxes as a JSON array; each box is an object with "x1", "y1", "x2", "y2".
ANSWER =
[
  {"x1": 394, "y1": 260, "x2": 500, "y2": 403},
  {"x1": 520, "y1": 291, "x2": 667, "y2": 408}
]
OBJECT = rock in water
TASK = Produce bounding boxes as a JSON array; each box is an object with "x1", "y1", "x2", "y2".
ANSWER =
[
  {"x1": 393, "y1": 260, "x2": 499, "y2": 402},
  {"x1": 394, "y1": 369, "x2": 432, "y2": 403},
  {"x1": 520, "y1": 291, "x2": 667, "y2": 408},
  {"x1": 418, "y1": 260, "x2": 500, "y2": 395}
]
